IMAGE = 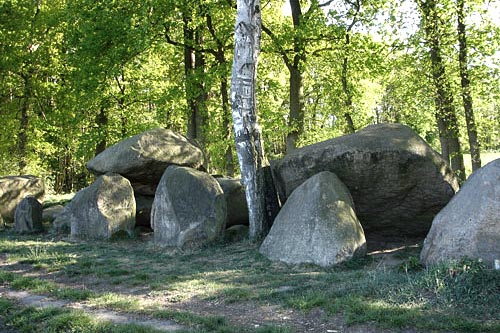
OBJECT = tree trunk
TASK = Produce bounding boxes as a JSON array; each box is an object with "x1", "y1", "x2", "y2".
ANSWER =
[
  {"x1": 284, "y1": 0, "x2": 306, "y2": 153},
  {"x1": 183, "y1": 14, "x2": 197, "y2": 141},
  {"x1": 457, "y1": 0, "x2": 481, "y2": 172},
  {"x1": 94, "y1": 107, "x2": 108, "y2": 156},
  {"x1": 286, "y1": 65, "x2": 305, "y2": 153},
  {"x1": 18, "y1": 75, "x2": 30, "y2": 173},
  {"x1": 115, "y1": 73, "x2": 127, "y2": 139},
  {"x1": 183, "y1": 15, "x2": 208, "y2": 163},
  {"x1": 342, "y1": 52, "x2": 356, "y2": 133},
  {"x1": 341, "y1": 33, "x2": 356, "y2": 134},
  {"x1": 231, "y1": 0, "x2": 268, "y2": 239},
  {"x1": 194, "y1": 30, "x2": 208, "y2": 148},
  {"x1": 419, "y1": 0, "x2": 465, "y2": 182}
]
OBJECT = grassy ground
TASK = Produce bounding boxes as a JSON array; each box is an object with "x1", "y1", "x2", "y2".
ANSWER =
[{"x1": 0, "y1": 229, "x2": 499, "y2": 333}]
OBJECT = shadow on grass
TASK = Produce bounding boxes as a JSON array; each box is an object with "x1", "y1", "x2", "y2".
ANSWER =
[{"x1": 1, "y1": 229, "x2": 499, "y2": 332}]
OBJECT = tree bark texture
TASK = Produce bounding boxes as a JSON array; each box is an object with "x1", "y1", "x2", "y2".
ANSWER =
[
  {"x1": 94, "y1": 107, "x2": 108, "y2": 156},
  {"x1": 285, "y1": 0, "x2": 306, "y2": 153},
  {"x1": 341, "y1": 0, "x2": 361, "y2": 134},
  {"x1": 419, "y1": 0, "x2": 465, "y2": 182},
  {"x1": 286, "y1": 65, "x2": 305, "y2": 153},
  {"x1": 230, "y1": 0, "x2": 268, "y2": 239},
  {"x1": 183, "y1": 14, "x2": 208, "y2": 149},
  {"x1": 457, "y1": 0, "x2": 481, "y2": 172},
  {"x1": 342, "y1": 32, "x2": 356, "y2": 134},
  {"x1": 18, "y1": 75, "x2": 30, "y2": 173}
]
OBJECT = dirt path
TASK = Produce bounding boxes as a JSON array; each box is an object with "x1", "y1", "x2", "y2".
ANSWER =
[{"x1": 0, "y1": 287, "x2": 183, "y2": 332}]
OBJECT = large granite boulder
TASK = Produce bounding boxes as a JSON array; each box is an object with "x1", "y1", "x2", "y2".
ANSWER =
[
  {"x1": 0, "y1": 175, "x2": 45, "y2": 220},
  {"x1": 53, "y1": 173, "x2": 135, "y2": 240},
  {"x1": 216, "y1": 178, "x2": 249, "y2": 227},
  {"x1": 260, "y1": 171, "x2": 366, "y2": 267},
  {"x1": 151, "y1": 166, "x2": 226, "y2": 248},
  {"x1": 14, "y1": 196, "x2": 43, "y2": 234},
  {"x1": 420, "y1": 159, "x2": 500, "y2": 267},
  {"x1": 86, "y1": 128, "x2": 204, "y2": 195},
  {"x1": 271, "y1": 123, "x2": 459, "y2": 236}
]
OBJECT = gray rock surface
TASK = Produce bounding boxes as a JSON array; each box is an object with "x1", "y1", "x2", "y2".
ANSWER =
[
  {"x1": 420, "y1": 159, "x2": 500, "y2": 267},
  {"x1": 0, "y1": 175, "x2": 45, "y2": 220},
  {"x1": 86, "y1": 128, "x2": 204, "y2": 195},
  {"x1": 42, "y1": 205, "x2": 64, "y2": 222},
  {"x1": 53, "y1": 173, "x2": 135, "y2": 240},
  {"x1": 151, "y1": 166, "x2": 226, "y2": 248},
  {"x1": 260, "y1": 171, "x2": 366, "y2": 267},
  {"x1": 216, "y1": 178, "x2": 249, "y2": 227},
  {"x1": 271, "y1": 123, "x2": 459, "y2": 235},
  {"x1": 14, "y1": 196, "x2": 43, "y2": 234}
]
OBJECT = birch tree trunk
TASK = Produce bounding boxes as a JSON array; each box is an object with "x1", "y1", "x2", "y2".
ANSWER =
[{"x1": 230, "y1": 0, "x2": 268, "y2": 239}]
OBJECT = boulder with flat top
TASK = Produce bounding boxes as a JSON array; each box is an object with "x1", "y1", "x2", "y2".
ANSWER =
[
  {"x1": 271, "y1": 123, "x2": 459, "y2": 236},
  {"x1": 86, "y1": 128, "x2": 204, "y2": 195}
]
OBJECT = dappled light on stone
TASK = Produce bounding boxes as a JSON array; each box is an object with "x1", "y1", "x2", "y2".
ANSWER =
[
  {"x1": 271, "y1": 123, "x2": 459, "y2": 246},
  {"x1": 421, "y1": 158, "x2": 500, "y2": 267},
  {"x1": 260, "y1": 171, "x2": 366, "y2": 267}
]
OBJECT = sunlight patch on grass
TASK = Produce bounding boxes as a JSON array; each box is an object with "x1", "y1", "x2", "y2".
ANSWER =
[
  {"x1": 1, "y1": 233, "x2": 499, "y2": 332},
  {"x1": 91, "y1": 292, "x2": 143, "y2": 311}
]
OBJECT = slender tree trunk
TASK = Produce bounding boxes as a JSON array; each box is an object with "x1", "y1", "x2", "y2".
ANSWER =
[
  {"x1": 418, "y1": 0, "x2": 465, "y2": 181},
  {"x1": 341, "y1": 33, "x2": 355, "y2": 133},
  {"x1": 18, "y1": 75, "x2": 30, "y2": 173},
  {"x1": 285, "y1": 0, "x2": 306, "y2": 153},
  {"x1": 183, "y1": 14, "x2": 197, "y2": 141},
  {"x1": 183, "y1": 15, "x2": 208, "y2": 158},
  {"x1": 341, "y1": 2, "x2": 361, "y2": 134},
  {"x1": 286, "y1": 65, "x2": 305, "y2": 153},
  {"x1": 94, "y1": 107, "x2": 108, "y2": 156},
  {"x1": 457, "y1": 0, "x2": 481, "y2": 172},
  {"x1": 115, "y1": 73, "x2": 127, "y2": 139},
  {"x1": 194, "y1": 30, "x2": 208, "y2": 148},
  {"x1": 231, "y1": 0, "x2": 268, "y2": 239}
]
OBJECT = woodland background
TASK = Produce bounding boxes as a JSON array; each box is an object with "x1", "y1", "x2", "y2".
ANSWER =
[{"x1": 1, "y1": 0, "x2": 499, "y2": 193}]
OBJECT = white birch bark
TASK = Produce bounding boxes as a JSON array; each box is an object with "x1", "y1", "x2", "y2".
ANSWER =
[{"x1": 230, "y1": 0, "x2": 267, "y2": 239}]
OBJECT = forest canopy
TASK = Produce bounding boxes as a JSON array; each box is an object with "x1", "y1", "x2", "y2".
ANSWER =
[{"x1": 1, "y1": 0, "x2": 499, "y2": 193}]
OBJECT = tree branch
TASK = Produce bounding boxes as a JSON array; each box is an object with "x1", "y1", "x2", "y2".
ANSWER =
[
  {"x1": 163, "y1": 24, "x2": 218, "y2": 57},
  {"x1": 261, "y1": 23, "x2": 292, "y2": 69}
]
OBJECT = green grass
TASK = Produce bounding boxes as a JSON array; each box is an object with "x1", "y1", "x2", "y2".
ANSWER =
[
  {"x1": 0, "y1": 297, "x2": 174, "y2": 333},
  {"x1": 1, "y1": 231, "x2": 499, "y2": 332}
]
